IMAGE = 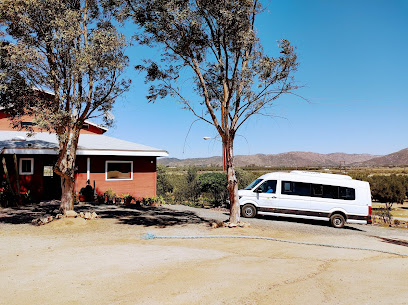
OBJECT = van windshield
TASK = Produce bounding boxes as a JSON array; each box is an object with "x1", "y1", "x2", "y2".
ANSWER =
[{"x1": 245, "y1": 178, "x2": 263, "y2": 190}]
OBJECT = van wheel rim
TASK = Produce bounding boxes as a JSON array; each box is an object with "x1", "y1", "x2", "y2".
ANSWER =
[{"x1": 334, "y1": 218, "x2": 342, "y2": 226}]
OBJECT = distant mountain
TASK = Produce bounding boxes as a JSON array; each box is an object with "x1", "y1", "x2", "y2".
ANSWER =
[
  {"x1": 159, "y1": 151, "x2": 381, "y2": 167},
  {"x1": 357, "y1": 148, "x2": 408, "y2": 167}
]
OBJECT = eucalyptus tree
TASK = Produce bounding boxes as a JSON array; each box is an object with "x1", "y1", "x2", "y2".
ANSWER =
[
  {"x1": 106, "y1": 0, "x2": 298, "y2": 223},
  {"x1": 0, "y1": 0, "x2": 129, "y2": 212}
]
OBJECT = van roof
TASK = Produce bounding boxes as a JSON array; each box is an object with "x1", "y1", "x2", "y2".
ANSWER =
[{"x1": 259, "y1": 171, "x2": 352, "y2": 180}]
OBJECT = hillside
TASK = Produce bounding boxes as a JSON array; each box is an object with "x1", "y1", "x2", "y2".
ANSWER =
[
  {"x1": 159, "y1": 151, "x2": 380, "y2": 167},
  {"x1": 358, "y1": 148, "x2": 408, "y2": 167}
]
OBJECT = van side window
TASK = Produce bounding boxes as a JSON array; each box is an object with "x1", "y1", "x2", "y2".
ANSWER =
[
  {"x1": 281, "y1": 181, "x2": 311, "y2": 196},
  {"x1": 257, "y1": 180, "x2": 277, "y2": 193},
  {"x1": 312, "y1": 184, "x2": 323, "y2": 196},
  {"x1": 283, "y1": 181, "x2": 356, "y2": 201},
  {"x1": 339, "y1": 187, "x2": 355, "y2": 200},
  {"x1": 323, "y1": 185, "x2": 339, "y2": 199}
]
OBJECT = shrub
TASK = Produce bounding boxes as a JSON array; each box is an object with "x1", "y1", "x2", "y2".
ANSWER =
[
  {"x1": 235, "y1": 168, "x2": 258, "y2": 189},
  {"x1": 369, "y1": 174, "x2": 406, "y2": 209},
  {"x1": 79, "y1": 184, "x2": 94, "y2": 202},
  {"x1": 157, "y1": 164, "x2": 173, "y2": 196},
  {"x1": 199, "y1": 172, "x2": 227, "y2": 206}
]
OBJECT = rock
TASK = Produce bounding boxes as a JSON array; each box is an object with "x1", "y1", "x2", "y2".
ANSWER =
[
  {"x1": 238, "y1": 222, "x2": 250, "y2": 228},
  {"x1": 228, "y1": 222, "x2": 237, "y2": 228},
  {"x1": 55, "y1": 214, "x2": 63, "y2": 219},
  {"x1": 210, "y1": 222, "x2": 218, "y2": 229},
  {"x1": 84, "y1": 212, "x2": 92, "y2": 219},
  {"x1": 79, "y1": 212, "x2": 85, "y2": 218},
  {"x1": 65, "y1": 210, "x2": 78, "y2": 218},
  {"x1": 31, "y1": 215, "x2": 54, "y2": 226},
  {"x1": 91, "y1": 212, "x2": 98, "y2": 219}
]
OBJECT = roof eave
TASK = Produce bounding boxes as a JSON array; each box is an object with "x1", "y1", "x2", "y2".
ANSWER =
[{"x1": 1, "y1": 148, "x2": 169, "y2": 157}]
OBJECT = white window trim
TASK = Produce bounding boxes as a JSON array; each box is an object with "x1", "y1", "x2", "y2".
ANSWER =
[
  {"x1": 87, "y1": 157, "x2": 90, "y2": 181},
  {"x1": 105, "y1": 160, "x2": 133, "y2": 181},
  {"x1": 19, "y1": 158, "x2": 34, "y2": 175}
]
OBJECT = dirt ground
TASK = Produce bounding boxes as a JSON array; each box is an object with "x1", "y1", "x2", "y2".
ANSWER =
[{"x1": 1, "y1": 206, "x2": 408, "y2": 305}]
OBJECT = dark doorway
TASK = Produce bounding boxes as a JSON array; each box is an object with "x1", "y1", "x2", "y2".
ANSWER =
[{"x1": 42, "y1": 164, "x2": 61, "y2": 200}]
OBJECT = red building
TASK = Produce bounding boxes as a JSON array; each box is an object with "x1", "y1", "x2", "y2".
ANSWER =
[{"x1": 0, "y1": 109, "x2": 168, "y2": 201}]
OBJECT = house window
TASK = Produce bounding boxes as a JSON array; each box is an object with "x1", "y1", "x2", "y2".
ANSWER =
[
  {"x1": 105, "y1": 161, "x2": 133, "y2": 181},
  {"x1": 43, "y1": 166, "x2": 54, "y2": 177},
  {"x1": 21, "y1": 122, "x2": 37, "y2": 127},
  {"x1": 19, "y1": 158, "x2": 34, "y2": 175}
]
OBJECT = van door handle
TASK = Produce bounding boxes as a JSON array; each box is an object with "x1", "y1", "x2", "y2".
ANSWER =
[{"x1": 271, "y1": 196, "x2": 277, "y2": 199}]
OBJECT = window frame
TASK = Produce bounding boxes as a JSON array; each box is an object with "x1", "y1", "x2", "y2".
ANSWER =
[
  {"x1": 257, "y1": 180, "x2": 277, "y2": 194},
  {"x1": 19, "y1": 158, "x2": 34, "y2": 175},
  {"x1": 281, "y1": 180, "x2": 356, "y2": 201},
  {"x1": 105, "y1": 160, "x2": 133, "y2": 181}
]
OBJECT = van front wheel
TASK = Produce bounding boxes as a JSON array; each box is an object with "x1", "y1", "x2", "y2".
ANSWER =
[
  {"x1": 330, "y1": 213, "x2": 345, "y2": 228},
  {"x1": 241, "y1": 204, "x2": 257, "y2": 218}
]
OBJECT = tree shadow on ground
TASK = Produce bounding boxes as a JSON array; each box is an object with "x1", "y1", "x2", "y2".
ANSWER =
[
  {"x1": 0, "y1": 201, "x2": 60, "y2": 224},
  {"x1": 76, "y1": 204, "x2": 210, "y2": 227},
  {"x1": 0, "y1": 202, "x2": 210, "y2": 227}
]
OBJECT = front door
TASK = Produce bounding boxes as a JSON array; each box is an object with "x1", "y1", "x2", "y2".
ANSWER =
[
  {"x1": 255, "y1": 180, "x2": 279, "y2": 210},
  {"x1": 42, "y1": 165, "x2": 61, "y2": 200}
]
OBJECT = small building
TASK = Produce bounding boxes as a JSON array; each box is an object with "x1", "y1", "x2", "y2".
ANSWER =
[{"x1": 0, "y1": 109, "x2": 168, "y2": 201}]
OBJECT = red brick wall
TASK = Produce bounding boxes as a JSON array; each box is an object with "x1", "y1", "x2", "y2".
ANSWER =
[
  {"x1": 1, "y1": 154, "x2": 157, "y2": 202},
  {"x1": 75, "y1": 155, "x2": 157, "y2": 198},
  {"x1": 0, "y1": 154, "x2": 54, "y2": 201}
]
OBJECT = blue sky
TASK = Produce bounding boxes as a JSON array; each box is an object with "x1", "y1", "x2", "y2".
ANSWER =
[{"x1": 106, "y1": 0, "x2": 408, "y2": 159}]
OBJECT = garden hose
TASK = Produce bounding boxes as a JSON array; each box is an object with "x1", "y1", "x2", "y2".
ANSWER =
[{"x1": 142, "y1": 233, "x2": 408, "y2": 257}]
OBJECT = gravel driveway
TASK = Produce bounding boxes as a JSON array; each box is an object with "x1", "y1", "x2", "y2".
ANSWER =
[
  {"x1": 166, "y1": 204, "x2": 408, "y2": 252},
  {"x1": 1, "y1": 202, "x2": 408, "y2": 304}
]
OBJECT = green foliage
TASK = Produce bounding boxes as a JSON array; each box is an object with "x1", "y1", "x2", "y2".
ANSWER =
[
  {"x1": 156, "y1": 164, "x2": 174, "y2": 196},
  {"x1": 0, "y1": 0, "x2": 130, "y2": 210},
  {"x1": 185, "y1": 167, "x2": 200, "y2": 202},
  {"x1": 172, "y1": 167, "x2": 200, "y2": 204},
  {"x1": 142, "y1": 196, "x2": 165, "y2": 206},
  {"x1": 104, "y1": 188, "x2": 116, "y2": 204},
  {"x1": 369, "y1": 175, "x2": 406, "y2": 209},
  {"x1": 106, "y1": 0, "x2": 298, "y2": 222},
  {"x1": 235, "y1": 168, "x2": 258, "y2": 189},
  {"x1": 198, "y1": 172, "x2": 227, "y2": 206}
]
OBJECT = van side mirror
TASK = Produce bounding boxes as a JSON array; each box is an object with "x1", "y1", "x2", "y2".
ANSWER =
[{"x1": 254, "y1": 188, "x2": 263, "y2": 193}]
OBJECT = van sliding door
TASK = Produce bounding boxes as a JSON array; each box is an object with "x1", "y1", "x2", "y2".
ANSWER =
[{"x1": 279, "y1": 181, "x2": 311, "y2": 213}]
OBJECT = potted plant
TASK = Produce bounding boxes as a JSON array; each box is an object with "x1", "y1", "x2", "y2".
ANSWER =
[
  {"x1": 97, "y1": 194, "x2": 105, "y2": 204},
  {"x1": 122, "y1": 194, "x2": 134, "y2": 205},
  {"x1": 113, "y1": 195, "x2": 122, "y2": 205},
  {"x1": 79, "y1": 188, "x2": 87, "y2": 202},
  {"x1": 134, "y1": 196, "x2": 143, "y2": 208},
  {"x1": 79, "y1": 184, "x2": 94, "y2": 202},
  {"x1": 104, "y1": 189, "x2": 116, "y2": 204}
]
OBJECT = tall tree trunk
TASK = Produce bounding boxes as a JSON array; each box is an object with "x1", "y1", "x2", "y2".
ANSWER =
[
  {"x1": 55, "y1": 128, "x2": 81, "y2": 213},
  {"x1": 225, "y1": 138, "x2": 240, "y2": 224},
  {"x1": 60, "y1": 176, "x2": 75, "y2": 213}
]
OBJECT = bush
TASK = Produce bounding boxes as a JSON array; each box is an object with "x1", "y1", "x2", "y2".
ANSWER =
[
  {"x1": 235, "y1": 168, "x2": 258, "y2": 189},
  {"x1": 369, "y1": 174, "x2": 406, "y2": 209},
  {"x1": 157, "y1": 164, "x2": 173, "y2": 196},
  {"x1": 199, "y1": 172, "x2": 227, "y2": 206}
]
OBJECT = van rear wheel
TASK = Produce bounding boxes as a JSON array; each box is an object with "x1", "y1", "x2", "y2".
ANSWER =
[
  {"x1": 241, "y1": 204, "x2": 256, "y2": 218},
  {"x1": 330, "y1": 213, "x2": 345, "y2": 228}
]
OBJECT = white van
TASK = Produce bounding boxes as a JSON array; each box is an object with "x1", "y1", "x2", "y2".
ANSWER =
[{"x1": 239, "y1": 171, "x2": 372, "y2": 228}]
